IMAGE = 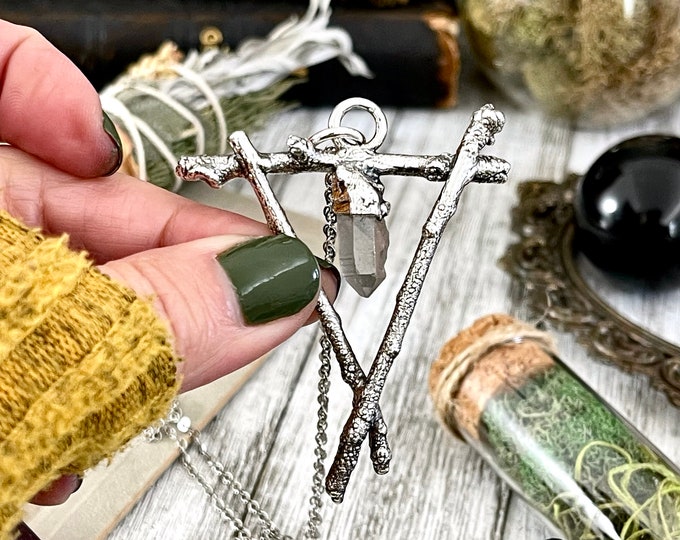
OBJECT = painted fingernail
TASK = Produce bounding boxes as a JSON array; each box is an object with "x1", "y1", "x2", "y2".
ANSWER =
[
  {"x1": 72, "y1": 475, "x2": 83, "y2": 493},
  {"x1": 102, "y1": 111, "x2": 123, "y2": 176},
  {"x1": 218, "y1": 235, "x2": 320, "y2": 325},
  {"x1": 15, "y1": 521, "x2": 41, "y2": 539},
  {"x1": 316, "y1": 257, "x2": 341, "y2": 297}
]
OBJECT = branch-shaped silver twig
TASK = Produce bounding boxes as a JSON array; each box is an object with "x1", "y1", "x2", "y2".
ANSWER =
[
  {"x1": 176, "y1": 100, "x2": 510, "y2": 504},
  {"x1": 177, "y1": 143, "x2": 508, "y2": 189},
  {"x1": 207, "y1": 130, "x2": 393, "y2": 474},
  {"x1": 324, "y1": 105, "x2": 508, "y2": 502}
]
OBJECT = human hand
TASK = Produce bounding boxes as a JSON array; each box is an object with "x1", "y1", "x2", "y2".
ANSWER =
[{"x1": 0, "y1": 20, "x2": 337, "y2": 507}]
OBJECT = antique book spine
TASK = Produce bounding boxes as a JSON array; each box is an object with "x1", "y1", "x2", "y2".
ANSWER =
[{"x1": 1, "y1": 0, "x2": 460, "y2": 108}]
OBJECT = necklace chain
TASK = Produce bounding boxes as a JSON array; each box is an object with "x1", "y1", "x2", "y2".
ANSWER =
[
  {"x1": 145, "y1": 402, "x2": 290, "y2": 539},
  {"x1": 145, "y1": 174, "x2": 338, "y2": 539},
  {"x1": 302, "y1": 173, "x2": 337, "y2": 538},
  {"x1": 321, "y1": 172, "x2": 338, "y2": 264}
]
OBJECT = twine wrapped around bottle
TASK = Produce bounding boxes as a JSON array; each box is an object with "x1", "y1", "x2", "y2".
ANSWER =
[{"x1": 430, "y1": 314, "x2": 680, "y2": 540}]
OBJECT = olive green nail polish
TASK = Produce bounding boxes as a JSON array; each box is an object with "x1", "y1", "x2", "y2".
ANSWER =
[
  {"x1": 316, "y1": 256, "x2": 342, "y2": 296},
  {"x1": 102, "y1": 111, "x2": 123, "y2": 176},
  {"x1": 218, "y1": 235, "x2": 320, "y2": 325}
]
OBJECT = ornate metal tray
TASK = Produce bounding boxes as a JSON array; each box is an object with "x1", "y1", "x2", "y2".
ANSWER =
[{"x1": 501, "y1": 174, "x2": 680, "y2": 406}]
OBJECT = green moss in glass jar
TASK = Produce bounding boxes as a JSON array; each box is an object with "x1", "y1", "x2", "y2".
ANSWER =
[
  {"x1": 481, "y1": 364, "x2": 680, "y2": 539},
  {"x1": 458, "y1": 0, "x2": 680, "y2": 127},
  {"x1": 430, "y1": 314, "x2": 680, "y2": 540}
]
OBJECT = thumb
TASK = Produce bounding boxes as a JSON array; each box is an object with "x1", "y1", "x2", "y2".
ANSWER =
[{"x1": 100, "y1": 234, "x2": 322, "y2": 391}]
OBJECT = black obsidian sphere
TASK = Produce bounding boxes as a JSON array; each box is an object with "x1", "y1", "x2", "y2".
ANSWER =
[{"x1": 573, "y1": 135, "x2": 680, "y2": 278}]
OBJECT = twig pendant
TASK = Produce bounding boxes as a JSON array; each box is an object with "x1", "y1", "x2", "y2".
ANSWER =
[{"x1": 176, "y1": 98, "x2": 510, "y2": 503}]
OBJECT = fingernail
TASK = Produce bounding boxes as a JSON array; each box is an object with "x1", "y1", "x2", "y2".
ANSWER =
[
  {"x1": 15, "y1": 522, "x2": 41, "y2": 539},
  {"x1": 102, "y1": 111, "x2": 123, "y2": 176},
  {"x1": 316, "y1": 257, "x2": 341, "y2": 297},
  {"x1": 72, "y1": 475, "x2": 83, "y2": 493},
  {"x1": 218, "y1": 235, "x2": 320, "y2": 325}
]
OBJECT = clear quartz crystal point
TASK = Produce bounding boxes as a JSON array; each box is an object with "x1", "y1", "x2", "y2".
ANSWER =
[{"x1": 337, "y1": 214, "x2": 390, "y2": 297}]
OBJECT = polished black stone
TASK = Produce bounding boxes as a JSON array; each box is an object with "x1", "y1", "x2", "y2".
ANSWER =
[{"x1": 573, "y1": 135, "x2": 680, "y2": 278}]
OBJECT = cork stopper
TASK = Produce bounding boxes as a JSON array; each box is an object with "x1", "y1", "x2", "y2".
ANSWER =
[{"x1": 429, "y1": 314, "x2": 557, "y2": 441}]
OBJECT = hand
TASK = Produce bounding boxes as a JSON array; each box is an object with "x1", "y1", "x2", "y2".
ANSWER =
[{"x1": 0, "y1": 20, "x2": 337, "y2": 505}]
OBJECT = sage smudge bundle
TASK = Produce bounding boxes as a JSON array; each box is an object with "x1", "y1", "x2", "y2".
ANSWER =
[{"x1": 100, "y1": 0, "x2": 370, "y2": 191}]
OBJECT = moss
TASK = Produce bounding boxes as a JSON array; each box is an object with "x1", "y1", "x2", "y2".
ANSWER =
[
  {"x1": 481, "y1": 364, "x2": 680, "y2": 539},
  {"x1": 460, "y1": 0, "x2": 680, "y2": 125}
]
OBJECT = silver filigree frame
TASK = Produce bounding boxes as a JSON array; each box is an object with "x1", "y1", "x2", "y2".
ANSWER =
[{"x1": 500, "y1": 174, "x2": 680, "y2": 406}]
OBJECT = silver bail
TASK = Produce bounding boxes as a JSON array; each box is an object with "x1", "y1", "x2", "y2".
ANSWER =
[
  {"x1": 331, "y1": 166, "x2": 390, "y2": 297},
  {"x1": 325, "y1": 98, "x2": 392, "y2": 297}
]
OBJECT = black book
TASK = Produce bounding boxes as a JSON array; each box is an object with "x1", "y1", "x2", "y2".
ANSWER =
[{"x1": 1, "y1": 0, "x2": 461, "y2": 107}]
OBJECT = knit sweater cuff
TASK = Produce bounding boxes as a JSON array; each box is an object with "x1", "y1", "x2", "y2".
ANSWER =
[{"x1": 0, "y1": 211, "x2": 181, "y2": 538}]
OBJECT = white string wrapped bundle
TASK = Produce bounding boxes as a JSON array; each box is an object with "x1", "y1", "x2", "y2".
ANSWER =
[{"x1": 100, "y1": 0, "x2": 371, "y2": 191}]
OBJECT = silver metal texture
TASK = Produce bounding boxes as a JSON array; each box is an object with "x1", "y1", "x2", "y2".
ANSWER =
[
  {"x1": 176, "y1": 98, "x2": 510, "y2": 504},
  {"x1": 146, "y1": 401, "x2": 291, "y2": 539}
]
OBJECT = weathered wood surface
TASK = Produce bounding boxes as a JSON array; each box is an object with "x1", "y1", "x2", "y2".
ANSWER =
[{"x1": 108, "y1": 69, "x2": 680, "y2": 540}]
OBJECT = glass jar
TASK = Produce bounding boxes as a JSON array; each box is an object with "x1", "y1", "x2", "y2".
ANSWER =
[
  {"x1": 430, "y1": 314, "x2": 680, "y2": 539},
  {"x1": 457, "y1": 0, "x2": 680, "y2": 127}
]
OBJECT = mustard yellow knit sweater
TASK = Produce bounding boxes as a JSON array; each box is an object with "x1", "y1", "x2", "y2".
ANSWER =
[{"x1": 0, "y1": 211, "x2": 181, "y2": 538}]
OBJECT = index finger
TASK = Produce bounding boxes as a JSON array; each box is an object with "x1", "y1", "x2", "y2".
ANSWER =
[
  {"x1": 1, "y1": 145, "x2": 268, "y2": 262},
  {"x1": 0, "y1": 20, "x2": 121, "y2": 177}
]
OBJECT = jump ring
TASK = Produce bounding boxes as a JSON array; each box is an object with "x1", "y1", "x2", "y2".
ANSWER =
[
  {"x1": 309, "y1": 126, "x2": 366, "y2": 148},
  {"x1": 328, "y1": 97, "x2": 388, "y2": 150}
]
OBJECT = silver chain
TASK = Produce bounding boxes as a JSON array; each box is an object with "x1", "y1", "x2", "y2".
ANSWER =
[
  {"x1": 144, "y1": 402, "x2": 291, "y2": 539},
  {"x1": 302, "y1": 175, "x2": 337, "y2": 538},
  {"x1": 146, "y1": 135, "x2": 347, "y2": 538},
  {"x1": 147, "y1": 331, "x2": 335, "y2": 538},
  {"x1": 321, "y1": 172, "x2": 338, "y2": 264},
  {"x1": 303, "y1": 333, "x2": 332, "y2": 539}
]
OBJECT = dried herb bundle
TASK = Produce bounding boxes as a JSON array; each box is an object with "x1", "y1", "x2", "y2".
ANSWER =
[
  {"x1": 100, "y1": 0, "x2": 370, "y2": 190},
  {"x1": 459, "y1": 0, "x2": 680, "y2": 126}
]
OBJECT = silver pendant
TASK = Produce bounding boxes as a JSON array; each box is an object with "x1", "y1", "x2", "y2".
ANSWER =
[{"x1": 176, "y1": 98, "x2": 510, "y2": 503}]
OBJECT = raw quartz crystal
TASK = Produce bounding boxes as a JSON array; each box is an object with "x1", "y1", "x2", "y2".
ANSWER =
[{"x1": 337, "y1": 214, "x2": 390, "y2": 297}]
